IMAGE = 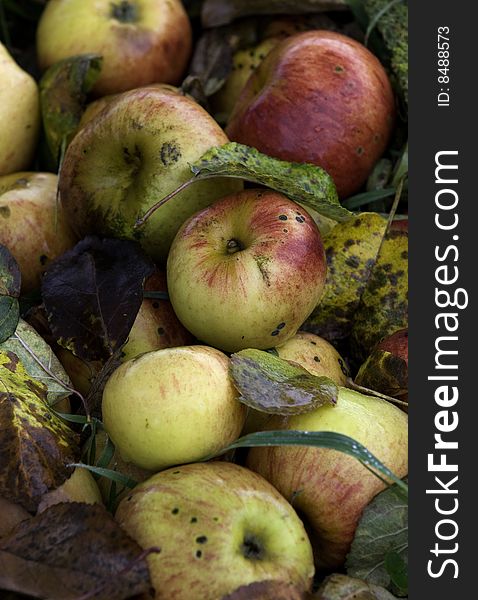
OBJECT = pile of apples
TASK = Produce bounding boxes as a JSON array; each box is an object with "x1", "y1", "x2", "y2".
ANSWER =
[{"x1": 0, "y1": 1, "x2": 407, "y2": 598}]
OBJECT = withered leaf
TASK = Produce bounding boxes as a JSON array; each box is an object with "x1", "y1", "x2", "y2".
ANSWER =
[
  {"x1": 0, "y1": 502, "x2": 153, "y2": 600},
  {"x1": 202, "y1": 0, "x2": 347, "y2": 27},
  {"x1": 39, "y1": 54, "x2": 102, "y2": 167},
  {"x1": 351, "y1": 228, "x2": 408, "y2": 363},
  {"x1": 312, "y1": 573, "x2": 398, "y2": 599},
  {"x1": 355, "y1": 349, "x2": 408, "y2": 399},
  {"x1": 230, "y1": 349, "x2": 338, "y2": 415},
  {"x1": 0, "y1": 244, "x2": 21, "y2": 344},
  {"x1": 0, "y1": 318, "x2": 72, "y2": 406},
  {"x1": 42, "y1": 236, "x2": 154, "y2": 362},
  {"x1": 0, "y1": 350, "x2": 78, "y2": 512},
  {"x1": 223, "y1": 580, "x2": 305, "y2": 600}
]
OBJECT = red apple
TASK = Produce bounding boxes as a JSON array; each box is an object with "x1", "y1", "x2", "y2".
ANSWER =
[
  {"x1": 167, "y1": 189, "x2": 327, "y2": 353},
  {"x1": 227, "y1": 31, "x2": 395, "y2": 199}
]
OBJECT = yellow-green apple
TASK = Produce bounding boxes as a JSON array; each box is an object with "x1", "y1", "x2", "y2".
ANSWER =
[
  {"x1": 102, "y1": 346, "x2": 246, "y2": 470},
  {"x1": 0, "y1": 172, "x2": 77, "y2": 292},
  {"x1": 247, "y1": 387, "x2": 408, "y2": 569},
  {"x1": 167, "y1": 189, "x2": 327, "y2": 353},
  {"x1": 59, "y1": 85, "x2": 242, "y2": 261},
  {"x1": 0, "y1": 43, "x2": 40, "y2": 175},
  {"x1": 37, "y1": 467, "x2": 103, "y2": 513},
  {"x1": 243, "y1": 331, "x2": 350, "y2": 435},
  {"x1": 36, "y1": 0, "x2": 192, "y2": 96},
  {"x1": 115, "y1": 462, "x2": 315, "y2": 599},
  {"x1": 226, "y1": 31, "x2": 395, "y2": 199}
]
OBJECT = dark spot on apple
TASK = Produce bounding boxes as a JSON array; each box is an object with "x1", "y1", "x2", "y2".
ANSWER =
[
  {"x1": 314, "y1": 356, "x2": 320, "y2": 362},
  {"x1": 242, "y1": 534, "x2": 264, "y2": 560},
  {"x1": 190, "y1": 517, "x2": 197, "y2": 523},
  {"x1": 126, "y1": 496, "x2": 132, "y2": 501},
  {"x1": 173, "y1": 471, "x2": 180, "y2": 474},
  {"x1": 241, "y1": 336, "x2": 245, "y2": 340},
  {"x1": 160, "y1": 142, "x2": 181, "y2": 166},
  {"x1": 283, "y1": 229, "x2": 288, "y2": 233},
  {"x1": 196, "y1": 536, "x2": 207, "y2": 544},
  {"x1": 196, "y1": 550, "x2": 202, "y2": 558},
  {"x1": 213, "y1": 517, "x2": 219, "y2": 521},
  {"x1": 40, "y1": 254, "x2": 48, "y2": 266},
  {"x1": 0, "y1": 206, "x2": 10, "y2": 218},
  {"x1": 110, "y1": 0, "x2": 138, "y2": 23},
  {"x1": 277, "y1": 322, "x2": 286, "y2": 330},
  {"x1": 271, "y1": 330, "x2": 280, "y2": 336},
  {"x1": 278, "y1": 215, "x2": 288, "y2": 221},
  {"x1": 295, "y1": 215, "x2": 306, "y2": 223},
  {"x1": 259, "y1": 54, "x2": 266, "y2": 60},
  {"x1": 335, "y1": 65, "x2": 345, "y2": 72},
  {"x1": 172, "y1": 508, "x2": 179, "y2": 515},
  {"x1": 356, "y1": 147, "x2": 364, "y2": 155},
  {"x1": 157, "y1": 327, "x2": 165, "y2": 335}
]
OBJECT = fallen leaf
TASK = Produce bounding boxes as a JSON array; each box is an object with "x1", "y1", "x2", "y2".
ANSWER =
[
  {"x1": 223, "y1": 580, "x2": 305, "y2": 599},
  {"x1": 39, "y1": 54, "x2": 102, "y2": 167},
  {"x1": 312, "y1": 573, "x2": 398, "y2": 599},
  {"x1": 346, "y1": 482, "x2": 408, "y2": 596},
  {"x1": 0, "y1": 502, "x2": 153, "y2": 600},
  {"x1": 0, "y1": 318, "x2": 72, "y2": 405},
  {"x1": 355, "y1": 349, "x2": 408, "y2": 399},
  {"x1": 202, "y1": 0, "x2": 347, "y2": 27},
  {"x1": 0, "y1": 350, "x2": 78, "y2": 512},
  {"x1": 304, "y1": 213, "x2": 387, "y2": 342},
  {"x1": 351, "y1": 228, "x2": 408, "y2": 363},
  {"x1": 190, "y1": 143, "x2": 348, "y2": 222},
  {"x1": 230, "y1": 349, "x2": 338, "y2": 415},
  {"x1": 42, "y1": 236, "x2": 154, "y2": 362},
  {"x1": 0, "y1": 244, "x2": 21, "y2": 344}
]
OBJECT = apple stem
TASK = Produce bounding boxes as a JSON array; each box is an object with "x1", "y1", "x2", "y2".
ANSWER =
[{"x1": 347, "y1": 378, "x2": 409, "y2": 408}]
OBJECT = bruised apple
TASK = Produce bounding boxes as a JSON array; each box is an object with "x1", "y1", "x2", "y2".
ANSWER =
[
  {"x1": 167, "y1": 189, "x2": 327, "y2": 353},
  {"x1": 59, "y1": 85, "x2": 242, "y2": 261},
  {"x1": 36, "y1": 0, "x2": 192, "y2": 96},
  {"x1": 116, "y1": 462, "x2": 314, "y2": 599},
  {"x1": 227, "y1": 31, "x2": 395, "y2": 198}
]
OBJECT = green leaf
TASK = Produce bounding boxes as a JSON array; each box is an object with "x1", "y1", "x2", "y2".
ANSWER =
[
  {"x1": 355, "y1": 349, "x2": 408, "y2": 399},
  {"x1": 384, "y1": 551, "x2": 408, "y2": 596},
  {"x1": 0, "y1": 318, "x2": 73, "y2": 405},
  {"x1": 39, "y1": 54, "x2": 102, "y2": 168},
  {"x1": 0, "y1": 244, "x2": 21, "y2": 343},
  {"x1": 342, "y1": 188, "x2": 395, "y2": 210},
  {"x1": 68, "y1": 463, "x2": 137, "y2": 490},
  {"x1": 191, "y1": 143, "x2": 349, "y2": 221},
  {"x1": 219, "y1": 430, "x2": 408, "y2": 493},
  {"x1": 346, "y1": 482, "x2": 408, "y2": 595},
  {"x1": 230, "y1": 349, "x2": 338, "y2": 415},
  {"x1": 0, "y1": 349, "x2": 79, "y2": 512}
]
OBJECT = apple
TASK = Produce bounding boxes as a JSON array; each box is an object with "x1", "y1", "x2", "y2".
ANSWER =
[
  {"x1": 243, "y1": 331, "x2": 350, "y2": 435},
  {"x1": 0, "y1": 172, "x2": 77, "y2": 292},
  {"x1": 167, "y1": 189, "x2": 327, "y2": 353},
  {"x1": 37, "y1": 467, "x2": 103, "y2": 513},
  {"x1": 115, "y1": 461, "x2": 315, "y2": 599},
  {"x1": 59, "y1": 85, "x2": 243, "y2": 261},
  {"x1": 102, "y1": 346, "x2": 246, "y2": 470},
  {"x1": 36, "y1": 0, "x2": 192, "y2": 96},
  {"x1": 0, "y1": 43, "x2": 40, "y2": 175},
  {"x1": 226, "y1": 31, "x2": 395, "y2": 199},
  {"x1": 247, "y1": 387, "x2": 408, "y2": 569}
]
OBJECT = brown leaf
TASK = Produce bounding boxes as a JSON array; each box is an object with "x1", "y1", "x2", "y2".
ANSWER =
[
  {"x1": 0, "y1": 502, "x2": 154, "y2": 600},
  {"x1": 223, "y1": 580, "x2": 306, "y2": 600},
  {"x1": 312, "y1": 573, "x2": 398, "y2": 599},
  {"x1": 355, "y1": 349, "x2": 408, "y2": 399},
  {"x1": 0, "y1": 350, "x2": 79, "y2": 512}
]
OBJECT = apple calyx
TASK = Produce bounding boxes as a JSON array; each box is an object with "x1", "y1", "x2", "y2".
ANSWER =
[
  {"x1": 226, "y1": 238, "x2": 243, "y2": 254},
  {"x1": 110, "y1": 1, "x2": 138, "y2": 24},
  {"x1": 241, "y1": 534, "x2": 264, "y2": 561}
]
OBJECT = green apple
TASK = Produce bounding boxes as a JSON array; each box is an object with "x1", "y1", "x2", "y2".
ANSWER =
[
  {"x1": 226, "y1": 31, "x2": 395, "y2": 199},
  {"x1": 247, "y1": 387, "x2": 408, "y2": 569},
  {"x1": 0, "y1": 172, "x2": 77, "y2": 292},
  {"x1": 0, "y1": 43, "x2": 40, "y2": 175},
  {"x1": 37, "y1": 467, "x2": 103, "y2": 513},
  {"x1": 59, "y1": 85, "x2": 242, "y2": 261},
  {"x1": 102, "y1": 346, "x2": 246, "y2": 470},
  {"x1": 243, "y1": 331, "x2": 350, "y2": 435},
  {"x1": 167, "y1": 189, "x2": 327, "y2": 353},
  {"x1": 36, "y1": 0, "x2": 192, "y2": 96},
  {"x1": 115, "y1": 461, "x2": 315, "y2": 599}
]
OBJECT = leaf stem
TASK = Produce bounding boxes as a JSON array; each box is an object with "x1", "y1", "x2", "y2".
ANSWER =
[{"x1": 347, "y1": 378, "x2": 408, "y2": 408}]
